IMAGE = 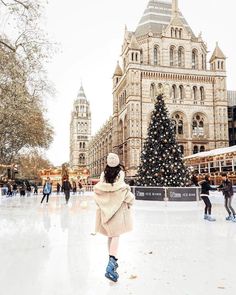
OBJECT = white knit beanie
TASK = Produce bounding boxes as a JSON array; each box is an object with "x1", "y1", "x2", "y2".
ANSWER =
[{"x1": 107, "y1": 153, "x2": 120, "y2": 167}]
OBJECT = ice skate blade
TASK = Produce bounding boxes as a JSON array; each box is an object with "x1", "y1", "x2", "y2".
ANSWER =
[{"x1": 105, "y1": 272, "x2": 118, "y2": 283}]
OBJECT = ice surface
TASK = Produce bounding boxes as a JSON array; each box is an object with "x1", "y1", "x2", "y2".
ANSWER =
[{"x1": 0, "y1": 192, "x2": 236, "y2": 295}]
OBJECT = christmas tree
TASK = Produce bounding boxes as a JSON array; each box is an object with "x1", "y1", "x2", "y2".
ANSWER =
[{"x1": 136, "y1": 93, "x2": 190, "y2": 187}]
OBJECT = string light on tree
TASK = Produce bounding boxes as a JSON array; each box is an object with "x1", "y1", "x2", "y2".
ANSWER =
[{"x1": 136, "y1": 93, "x2": 190, "y2": 187}]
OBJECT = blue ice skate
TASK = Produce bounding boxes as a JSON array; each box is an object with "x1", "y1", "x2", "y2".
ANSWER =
[{"x1": 105, "y1": 257, "x2": 119, "y2": 282}]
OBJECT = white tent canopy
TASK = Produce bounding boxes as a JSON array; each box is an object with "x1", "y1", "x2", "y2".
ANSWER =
[{"x1": 184, "y1": 145, "x2": 236, "y2": 160}]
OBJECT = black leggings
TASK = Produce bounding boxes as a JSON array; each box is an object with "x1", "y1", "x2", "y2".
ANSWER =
[
  {"x1": 225, "y1": 196, "x2": 236, "y2": 217},
  {"x1": 201, "y1": 195, "x2": 212, "y2": 215},
  {"x1": 41, "y1": 193, "x2": 50, "y2": 203},
  {"x1": 64, "y1": 191, "x2": 70, "y2": 202}
]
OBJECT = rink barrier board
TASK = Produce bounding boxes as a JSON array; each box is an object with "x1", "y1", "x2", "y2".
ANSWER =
[{"x1": 132, "y1": 186, "x2": 201, "y2": 202}]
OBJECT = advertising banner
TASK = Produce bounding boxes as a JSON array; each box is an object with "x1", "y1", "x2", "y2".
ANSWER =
[
  {"x1": 167, "y1": 187, "x2": 199, "y2": 202},
  {"x1": 134, "y1": 187, "x2": 165, "y2": 201}
]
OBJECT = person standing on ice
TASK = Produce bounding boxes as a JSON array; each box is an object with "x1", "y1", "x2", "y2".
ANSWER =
[
  {"x1": 41, "y1": 177, "x2": 52, "y2": 204},
  {"x1": 62, "y1": 177, "x2": 72, "y2": 205},
  {"x1": 218, "y1": 173, "x2": 236, "y2": 222},
  {"x1": 93, "y1": 153, "x2": 135, "y2": 283},
  {"x1": 199, "y1": 175, "x2": 217, "y2": 221}
]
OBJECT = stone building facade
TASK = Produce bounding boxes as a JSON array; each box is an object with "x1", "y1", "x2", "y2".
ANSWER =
[
  {"x1": 228, "y1": 91, "x2": 236, "y2": 146},
  {"x1": 70, "y1": 85, "x2": 91, "y2": 171},
  {"x1": 87, "y1": 117, "x2": 113, "y2": 177},
  {"x1": 87, "y1": 0, "x2": 229, "y2": 178}
]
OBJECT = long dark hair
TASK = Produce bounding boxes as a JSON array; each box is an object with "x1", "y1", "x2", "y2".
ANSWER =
[
  {"x1": 104, "y1": 164, "x2": 124, "y2": 184},
  {"x1": 205, "y1": 175, "x2": 210, "y2": 182}
]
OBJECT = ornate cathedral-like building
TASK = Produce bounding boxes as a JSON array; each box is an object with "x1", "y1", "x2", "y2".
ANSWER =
[
  {"x1": 70, "y1": 85, "x2": 91, "y2": 171},
  {"x1": 87, "y1": 0, "x2": 229, "y2": 177}
]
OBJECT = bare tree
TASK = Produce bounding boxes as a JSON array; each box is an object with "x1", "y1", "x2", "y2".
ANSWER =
[
  {"x1": 0, "y1": 0, "x2": 55, "y2": 164},
  {"x1": 16, "y1": 149, "x2": 53, "y2": 180}
]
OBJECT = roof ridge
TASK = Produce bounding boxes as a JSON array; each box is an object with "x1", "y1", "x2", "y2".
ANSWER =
[{"x1": 135, "y1": 0, "x2": 195, "y2": 38}]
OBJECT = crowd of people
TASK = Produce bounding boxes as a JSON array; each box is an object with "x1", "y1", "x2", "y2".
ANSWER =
[
  {"x1": 0, "y1": 181, "x2": 38, "y2": 197},
  {"x1": 0, "y1": 177, "x2": 85, "y2": 200},
  {"x1": 40, "y1": 177, "x2": 85, "y2": 205}
]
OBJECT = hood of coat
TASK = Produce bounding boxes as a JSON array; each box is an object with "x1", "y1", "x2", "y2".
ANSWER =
[{"x1": 94, "y1": 171, "x2": 127, "y2": 193}]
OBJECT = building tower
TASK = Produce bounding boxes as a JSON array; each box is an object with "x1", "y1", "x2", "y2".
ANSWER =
[{"x1": 70, "y1": 85, "x2": 91, "y2": 171}]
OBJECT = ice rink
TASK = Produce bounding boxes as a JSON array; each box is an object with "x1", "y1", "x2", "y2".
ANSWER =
[{"x1": 0, "y1": 192, "x2": 236, "y2": 295}]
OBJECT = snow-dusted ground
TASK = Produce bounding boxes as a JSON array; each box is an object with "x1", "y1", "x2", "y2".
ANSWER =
[{"x1": 0, "y1": 192, "x2": 236, "y2": 295}]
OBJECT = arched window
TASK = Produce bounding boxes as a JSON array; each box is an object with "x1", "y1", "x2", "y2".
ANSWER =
[
  {"x1": 135, "y1": 53, "x2": 138, "y2": 62},
  {"x1": 150, "y1": 83, "x2": 157, "y2": 101},
  {"x1": 178, "y1": 47, "x2": 184, "y2": 67},
  {"x1": 79, "y1": 142, "x2": 82, "y2": 149},
  {"x1": 179, "y1": 85, "x2": 184, "y2": 100},
  {"x1": 180, "y1": 145, "x2": 184, "y2": 155},
  {"x1": 131, "y1": 52, "x2": 134, "y2": 61},
  {"x1": 193, "y1": 86, "x2": 198, "y2": 101},
  {"x1": 178, "y1": 120, "x2": 183, "y2": 134},
  {"x1": 192, "y1": 120, "x2": 197, "y2": 129},
  {"x1": 83, "y1": 142, "x2": 85, "y2": 149},
  {"x1": 79, "y1": 154, "x2": 85, "y2": 165},
  {"x1": 192, "y1": 114, "x2": 205, "y2": 136},
  {"x1": 175, "y1": 28, "x2": 178, "y2": 38},
  {"x1": 201, "y1": 54, "x2": 205, "y2": 70},
  {"x1": 192, "y1": 49, "x2": 198, "y2": 69},
  {"x1": 200, "y1": 87, "x2": 205, "y2": 101},
  {"x1": 179, "y1": 29, "x2": 182, "y2": 39},
  {"x1": 140, "y1": 49, "x2": 143, "y2": 64},
  {"x1": 170, "y1": 46, "x2": 175, "y2": 66},
  {"x1": 172, "y1": 113, "x2": 184, "y2": 135},
  {"x1": 154, "y1": 46, "x2": 159, "y2": 66},
  {"x1": 200, "y1": 146, "x2": 205, "y2": 152},
  {"x1": 171, "y1": 27, "x2": 174, "y2": 37},
  {"x1": 172, "y1": 85, "x2": 177, "y2": 99},
  {"x1": 193, "y1": 146, "x2": 199, "y2": 154},
  {"x1": 221, "y1": 61, "x2": 224, "y2": 69},
  {"x1": 218, "y1": 61, "x2": 220, "y2": 69},
  {"x1": 158, "y1": 83, "x2": 163, "y2": 92}
]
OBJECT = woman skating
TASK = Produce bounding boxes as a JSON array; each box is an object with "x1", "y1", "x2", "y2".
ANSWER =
[
  {"x1": 41, "y1": 178, "x2": 52, "y2": 204},
  {"x1": 218, "y1": 173, "x2": 236, "y2": 222},
  {"x1": 94, "y1": 153, "x2": 135, "y2": 282},
  {"x1": 199, "y1": 175, "x2": 217, "y2": 221}
]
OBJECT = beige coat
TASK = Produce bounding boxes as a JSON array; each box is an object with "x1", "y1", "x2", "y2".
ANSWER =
[{"x1": 94, "y1": 171, "x2": 135, "y2": 237}]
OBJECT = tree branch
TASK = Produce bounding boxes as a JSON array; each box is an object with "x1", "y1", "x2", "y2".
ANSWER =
[
  {"x1": 14, "y1": 0, "x2": 29, "y2": 10},
  {"x1": 0, "y1": 0, "x2": 29, "y2": 9},
  {"x1": 0, "y1": 0, "x2": 8, "y2": 6},
  {"x1": 0, "y1": 40, "x2": 16, "y2": 52}
]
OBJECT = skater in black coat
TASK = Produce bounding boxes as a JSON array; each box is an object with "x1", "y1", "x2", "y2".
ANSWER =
[
  {"x1": 218, "y1": 173, "x2": 236, "y2": 222},
  {"x1": 199, "y1": 175, "x2": 217, "y2": 221},
  {"x1": 62, "y1": 178, "x2": 72, "y2": 204}
]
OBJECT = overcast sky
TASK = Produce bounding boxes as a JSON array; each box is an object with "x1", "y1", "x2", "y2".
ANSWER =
[{"x1": 44, "y1": 0, "x2": 236, "y2": 166}]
